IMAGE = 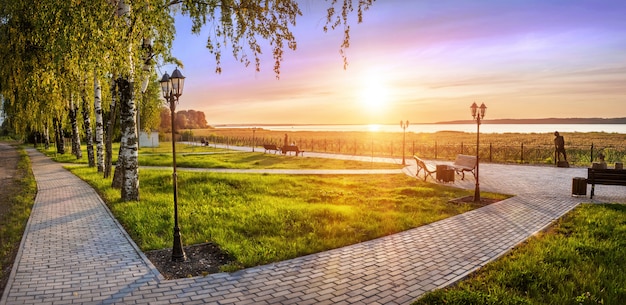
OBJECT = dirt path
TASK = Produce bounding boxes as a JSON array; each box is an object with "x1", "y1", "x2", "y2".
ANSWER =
[
  {"x1": 0, "y1": 142, "x2": 22, "y2": 295},
  {"x1": 0, "y1": 142, "x2": 20, "y2": 213}
]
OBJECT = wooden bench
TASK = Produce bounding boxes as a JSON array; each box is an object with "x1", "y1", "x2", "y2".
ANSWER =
[
  {"x1": 587, "y1": 168, "x2": 626, "y2": 199},
  {"x1": 263, "y1": 144, "x2": 280, "y2": 154},
  {"x1": 450, "y1": 154, "x2": 477, "y2": 180},
  {"x1": 281, "y1": 145, "x2": 304, "y2": 156},
  {"x1": 413, "y1": 156, "x2": 436, "y2": 181}
]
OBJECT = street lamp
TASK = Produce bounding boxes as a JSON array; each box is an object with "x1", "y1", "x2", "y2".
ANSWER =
[
  {"x1": 252, "y1": 127, "x2": 257, "y2": 152},
  {"x1": 470, "y1": 102, "x2": 487, "y2": 203},
  {"x1": 400, "y1": 120, "x2": 409, "y2": 165},
  {"x1": 160, "y1": 67, "x2": 187, "y2": 262}
]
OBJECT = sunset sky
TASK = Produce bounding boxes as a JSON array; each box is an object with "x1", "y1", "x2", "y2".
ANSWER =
[{"x1": 161, "y1": 0, "x2": 626, "y2": 125}]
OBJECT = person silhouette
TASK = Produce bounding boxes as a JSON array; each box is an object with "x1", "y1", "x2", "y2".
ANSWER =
[{"x1": 554, "y1": 131, "x2": 567, "y2": 162}]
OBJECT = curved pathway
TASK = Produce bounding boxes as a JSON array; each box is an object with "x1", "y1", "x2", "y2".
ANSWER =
[{"x1": 2, "y1": 148, "x2": 626, "y2": 305}]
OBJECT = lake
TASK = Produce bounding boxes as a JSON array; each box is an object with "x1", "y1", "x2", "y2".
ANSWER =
[{"x1": 216, "y1": 124, "x2": 626, "y2": 134}]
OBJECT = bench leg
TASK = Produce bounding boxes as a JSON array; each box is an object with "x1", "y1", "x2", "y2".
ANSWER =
[{"x1": 590, "y1": 184, "x2": 595, "y2": 199}]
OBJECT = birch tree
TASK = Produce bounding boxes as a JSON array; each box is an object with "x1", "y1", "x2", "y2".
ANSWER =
[
  {"x1": 94, "y1": 75, "x2": 105, "y2": 172},
  {"x1": 0, "y1": 0, "x2": 374, "y2": 202},
  {"x1": 81, "y1": 81, "x2": 96, "y2": 167},
  {"x1": 69, "y1": 96, "x2": 82, "y2": 159}
]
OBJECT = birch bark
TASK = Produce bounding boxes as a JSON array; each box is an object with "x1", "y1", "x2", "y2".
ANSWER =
[
  {"x1": 69, "y1": 97, "x2": 82, "y2": 159},
  {"x1": 94, "y1": 74, "x2": 104, "y2": 172},
  {"x1": 82, "y1": 82, "x2": 95, "y2": 167},
  {"x1": 53, "y1": 116, "x2": 65, "y2": 154},
  {"x1": 115, "y1": 0, "x2": 140, "y2": 201}
]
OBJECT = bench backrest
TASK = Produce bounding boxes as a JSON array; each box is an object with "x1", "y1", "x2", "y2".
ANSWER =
[
  {"x1": 587, "y1": 168, "x2": 626, "y2": 185},
  {"x1": 264, "y1": 144, "x2": 278, "y2": 150},
  {"x1": 282, "y1": 145, "x2": 299, "y2": 152},
  {"x1": 453, "y1": 154, "x2": 477, "y2": 169}
]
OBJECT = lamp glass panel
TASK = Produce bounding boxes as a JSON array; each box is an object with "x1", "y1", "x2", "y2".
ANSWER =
[
  {"x1": 470, "y1": 102, "x2": 478, "y2": 118},
  {"x1": 159, "y1": 73, "x2": 171, "y2": 98},
  {"x1": 170, "y1": 68, "x2": 185, "y2": 96}
]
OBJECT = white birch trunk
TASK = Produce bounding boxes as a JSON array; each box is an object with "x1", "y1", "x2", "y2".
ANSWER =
[
  {"x1": 94, "y1": 74, "x2": 104, "y2": 172},
  {"x1": 69, "y1": 96, "x2": 82, "y2": 160},
  {"x1": 53, "y1": 116, "x2": 65, "y2": 154},
  {"x1": 116, "y1": 0, "x2": 140, "y2": 201},
  {"x1": 81, "y1": 81, "x2": 95, "y2": 167}
]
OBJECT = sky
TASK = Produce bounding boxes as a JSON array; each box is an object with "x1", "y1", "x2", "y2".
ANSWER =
[{"x1": 160, "y1": 0, "x2": 626, "y2": 125}]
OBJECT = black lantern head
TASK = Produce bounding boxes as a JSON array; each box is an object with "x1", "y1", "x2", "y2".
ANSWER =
[
  {"x1": 170, "y1": 68, "x2": 185, "y2": 98},
  {"x1": 470, "y1": 102, "x2": 478, "y2": 119},
  {"x1": 159, "y1": 72, "x2": 171, "y2": 99}
]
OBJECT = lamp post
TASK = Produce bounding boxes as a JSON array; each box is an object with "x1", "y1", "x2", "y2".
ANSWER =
[
  {"x1": 160, "y1": 68, "x2": 187, "y2": 262},
  {"x1": 252, "y1": 127, "x2": 257, "y2": 152},
  {"x1": 470, "y1": 102, "x2": 487, "y2": 203},
  {"x1": 400, "y1": 120, "x2": 409, "y2": 165}
]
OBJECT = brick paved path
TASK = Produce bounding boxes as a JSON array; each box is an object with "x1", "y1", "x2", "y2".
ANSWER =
[{"x1": 2, "y1": 148, "x2": 626, "y2": 304}]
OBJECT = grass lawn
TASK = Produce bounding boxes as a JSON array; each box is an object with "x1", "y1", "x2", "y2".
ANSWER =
[
  {"x1": 67, "y1": 165, "x2": 506, "y2": 271},
  {"x1": 40, "y1": 143, "x2": 400, "y2": 170},
  {"x1": 140, "y1": 151, "x2": 400, "y2": 169},
  {"x1": 413, "y1": 204, "x2": 626, "y2": 305}
]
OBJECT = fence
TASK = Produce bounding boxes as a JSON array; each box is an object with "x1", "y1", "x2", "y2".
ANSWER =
[{"x1": 194, "y1": 135, "x2": 626, "y2": 166}]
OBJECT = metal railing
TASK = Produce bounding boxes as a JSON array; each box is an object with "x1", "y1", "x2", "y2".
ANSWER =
[{"x1": 196, "y1": 135, "x2": 626, "y2": 166}]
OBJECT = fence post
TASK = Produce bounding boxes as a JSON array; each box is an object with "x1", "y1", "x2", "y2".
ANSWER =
[
  {"x1": 521, "y1": 143, "x2": 524, "y2": 164},
  {"x1": 590, "y1": 143, "x2": 594, "y2": 163},
  {"x1": 412, "y1": 141, "x2": 415, "y2": 156},
  {"x1": 489, "y1": 143, "x2": 492, "y2": 162},
  {"x1": 435, "y1": 141, "x2": 438, "y2": 159}
]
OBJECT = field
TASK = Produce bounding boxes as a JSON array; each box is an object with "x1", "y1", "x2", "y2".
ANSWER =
[{"x1": 182, "y1": 128, "x2": 626, "y2": 166}]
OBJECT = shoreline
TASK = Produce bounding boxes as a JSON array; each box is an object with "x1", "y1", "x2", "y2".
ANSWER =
[{"x1": 208, "y1": 123, "x2": 626, "y2": 134}]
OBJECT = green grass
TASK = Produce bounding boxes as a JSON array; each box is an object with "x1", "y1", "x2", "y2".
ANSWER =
[
  {"x1": 413, "y1": 204, "x2": 626, "y2": 305},
  {"x1": 141, "y1": 151, "x2": 399, "y2": 169},
  {"x1": 67, "y1": 165, "x2": 506, "y2": 271},
  {"x1": 0, "y1": 146, "x2": 37, "y2": 284},
  {"x1": 40, "y1": 143, "x2": 399, "y2": 170},
  {"x1": 38, "y1": 142, "x2": 215, "y2": 164}
]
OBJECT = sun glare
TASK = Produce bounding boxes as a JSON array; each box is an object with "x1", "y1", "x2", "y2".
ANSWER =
[
  {"x1": 359, "y1": 75, "x2": 390, "y2": 113},
  {"x1": 368, "y1": 124, "x2": 380, "y2": 132}
]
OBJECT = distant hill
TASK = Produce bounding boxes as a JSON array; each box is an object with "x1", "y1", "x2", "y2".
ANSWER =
[{"x1": 436, "y1": 118, "x2": 626, "y2": 124}]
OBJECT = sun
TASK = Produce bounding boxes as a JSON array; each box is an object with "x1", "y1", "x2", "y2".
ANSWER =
[{"x1": 359, "y1": 76, "x2": 390, "y2": 113}]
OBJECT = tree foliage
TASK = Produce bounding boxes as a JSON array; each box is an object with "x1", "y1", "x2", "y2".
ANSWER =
[
  {"x1": 0, "y1": 0, "x2": 375, "y2": 201},
  {"x1": 159, "y1": 107, "x2": 207, "y2": 131}
]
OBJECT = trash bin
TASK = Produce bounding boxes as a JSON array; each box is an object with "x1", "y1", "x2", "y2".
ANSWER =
[
  {"x1": 436, "y1": 165, "x2": 454, "y2": 183},
  {"x1": 572, "y1": 177, "x2": 587, "y2": 196}
]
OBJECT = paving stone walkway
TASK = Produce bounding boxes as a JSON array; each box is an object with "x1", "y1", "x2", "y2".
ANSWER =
[{"x1": 2, "y1": 148, "x2": 626, "y2": 305}]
